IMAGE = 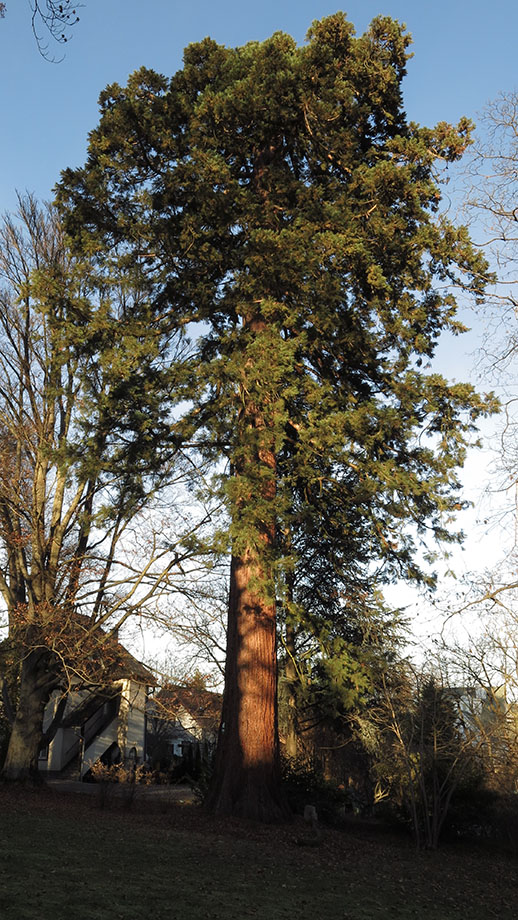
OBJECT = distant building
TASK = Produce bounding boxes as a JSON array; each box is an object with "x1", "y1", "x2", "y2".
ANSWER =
[{"x1": 147, "y1": 684, "x2": 222, "y2": 769}]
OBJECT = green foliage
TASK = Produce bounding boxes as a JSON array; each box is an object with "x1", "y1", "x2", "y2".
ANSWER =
[
  {"x1": 57, "y1": 13, "x2": 495, "y2": 603},
  {"x1": 278, "y1": 591, "x2": 406, "y2": 765}
]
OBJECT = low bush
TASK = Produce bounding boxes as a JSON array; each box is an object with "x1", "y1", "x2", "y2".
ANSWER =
[{"x1": 87, "y1": 760, "x2": 153, "y2": 807}]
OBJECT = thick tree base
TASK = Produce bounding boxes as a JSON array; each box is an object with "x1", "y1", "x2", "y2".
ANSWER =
[
  {"x1": 1, "y1": 647, "x2": 58, "y2": 785},
  {"x1": 204, "y1": 766, "x2": 291, "y2": 823}
]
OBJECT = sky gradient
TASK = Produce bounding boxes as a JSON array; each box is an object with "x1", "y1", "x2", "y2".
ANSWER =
[{"x1": 2, "y1": 2, "x2": 518, "y2": 213}]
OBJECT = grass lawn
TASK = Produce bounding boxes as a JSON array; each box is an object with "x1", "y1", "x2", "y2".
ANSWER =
[{"x1": 1, "y1": 784, "x2": 517, "y2": 920}]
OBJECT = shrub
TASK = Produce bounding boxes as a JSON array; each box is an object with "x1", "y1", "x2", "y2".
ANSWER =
[{"x1": 87, "y1": 760, "x2": 153, "y2": 808}]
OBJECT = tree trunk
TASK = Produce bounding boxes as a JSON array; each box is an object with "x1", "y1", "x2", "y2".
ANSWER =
[
  {"x1": 204, "y1": 550, "x2": 288, "y2": 821},
  {"x1": 284, "y1": 622, "x2": 298, "y2": 761},
  {"x1": 205, "y1": 310, "x2": 289, "y2": 820},
  {"x1": 2, "y1": 649, "x2": 56, "y2": 782}
]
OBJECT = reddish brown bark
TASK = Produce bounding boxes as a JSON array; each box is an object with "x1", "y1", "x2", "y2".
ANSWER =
[
  {"x1": 205, "y1": 549, "x2": 288, "y2": 820},
  {"x1": 205, "y1": 312, "x2": 289, "y2": 821}
]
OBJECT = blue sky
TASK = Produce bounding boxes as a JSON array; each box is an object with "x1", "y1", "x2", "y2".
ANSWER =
[{"x1": 1, "y1": 1, "x2": 518, "y2": 212}]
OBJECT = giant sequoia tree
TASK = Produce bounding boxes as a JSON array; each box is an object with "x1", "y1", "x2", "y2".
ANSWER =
[{"x1": 58, "y1": 13, "x2": 494, "y2": 820}]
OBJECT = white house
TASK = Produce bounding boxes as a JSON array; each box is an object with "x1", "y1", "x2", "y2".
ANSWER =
[{"x1": 38, "y1": 644, "x2": 155, "y2": 780}]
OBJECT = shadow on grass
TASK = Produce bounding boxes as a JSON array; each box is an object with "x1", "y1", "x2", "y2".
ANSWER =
[{"x1": 0, "y1": 784, "x2": 516, "y2": 920}]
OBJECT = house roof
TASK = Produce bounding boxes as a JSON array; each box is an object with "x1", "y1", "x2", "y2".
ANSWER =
[
  {"x1": 112, "y1": 641, "x2": 156, "y2": 685},
  {"x1": 69, "y1": 613, "x2": 156, "y2": 685},
  {"x1": 154, "y1": 684, "x2": 222, "y2": 733}
]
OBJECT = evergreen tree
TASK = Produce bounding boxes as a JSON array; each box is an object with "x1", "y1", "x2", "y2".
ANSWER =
[{"x1": 58, "y1": 13, "x2": 495, "y2": 819}]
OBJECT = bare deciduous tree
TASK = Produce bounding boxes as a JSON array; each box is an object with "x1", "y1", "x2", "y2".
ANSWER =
[
  {"x1": 0, "y1": 195, "x2": 214, "y2": 780},
  {"x1": 361, "y1": 666, "x2": 492, "y2": 849},
  {"x1": 1, "y1": 2, "x2": 83, "y2": 59}
]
